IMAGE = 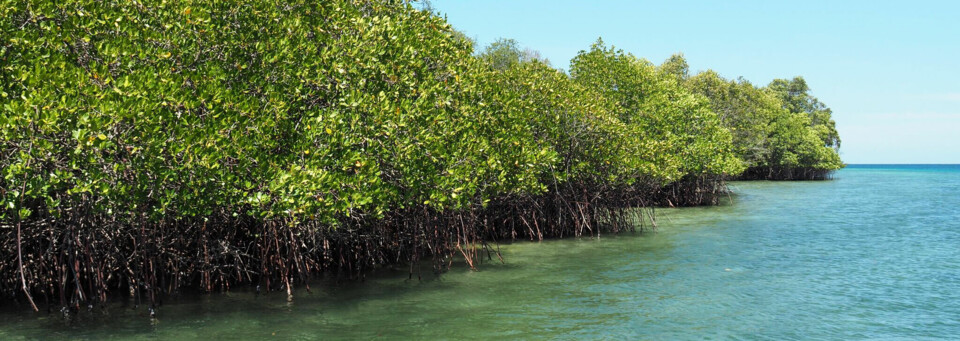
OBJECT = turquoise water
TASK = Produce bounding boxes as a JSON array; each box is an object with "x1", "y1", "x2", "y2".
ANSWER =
[{"x1": 2, "y1": 165, "x2": 960, "y2": 339}]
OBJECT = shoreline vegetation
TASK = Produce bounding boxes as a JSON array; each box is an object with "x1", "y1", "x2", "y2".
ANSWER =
[{"x1": 0, "y1": 1, "x2": 842, "y2": 314}]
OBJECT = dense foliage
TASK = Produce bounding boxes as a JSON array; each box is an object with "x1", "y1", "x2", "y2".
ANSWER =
[
  {"x1": 674, "y1": 57, "x2": 844, "y2": 179},
  {"x1": 1, "y1": 0, "x2": 841, "y2": 311},
  {"x1": 570, "y1": 41, "x2": 743, "y2": 182}
]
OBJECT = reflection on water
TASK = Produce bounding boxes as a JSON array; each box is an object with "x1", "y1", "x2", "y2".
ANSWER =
[{"x1": 2, "y1": 165, "x2": 960, "y2": 339}]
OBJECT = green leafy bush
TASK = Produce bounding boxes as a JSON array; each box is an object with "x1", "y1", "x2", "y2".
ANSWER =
[{"x1": 680, "y1": 62, "x2": 844, "y2": 179}]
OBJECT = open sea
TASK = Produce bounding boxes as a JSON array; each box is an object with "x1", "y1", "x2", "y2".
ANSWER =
[{"x1": 1, "y1": 165, "x2": 959, "y2": 339}]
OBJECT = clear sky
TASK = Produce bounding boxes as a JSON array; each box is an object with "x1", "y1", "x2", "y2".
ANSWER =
[{"x1": 430, "y1": 0, "x2": 960, "y2": 164}]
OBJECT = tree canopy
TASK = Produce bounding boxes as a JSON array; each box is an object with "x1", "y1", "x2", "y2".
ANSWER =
[
  {"x1": 0, "y1": 0, "x2": 843, "y2": 309},
  {"x1": 669, "y1": 56, "x2": 844, "y2": 179}
]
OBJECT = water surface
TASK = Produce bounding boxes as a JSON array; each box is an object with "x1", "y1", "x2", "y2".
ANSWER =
[{"x1": 2, "y1": 165, "x2": 959, "y2": 339}]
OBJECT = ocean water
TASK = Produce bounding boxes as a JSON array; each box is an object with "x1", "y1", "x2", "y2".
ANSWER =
[{"x1": 1, "y1": 165, "x2": 959, "y2": 339}]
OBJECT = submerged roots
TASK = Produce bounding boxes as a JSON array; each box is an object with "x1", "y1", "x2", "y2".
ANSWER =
[{"x1": 0, "y1": 178, "x2": 728, "y2": 311}]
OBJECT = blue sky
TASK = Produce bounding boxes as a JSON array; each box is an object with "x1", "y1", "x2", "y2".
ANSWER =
[{"x1": 430, "y1": 0, "x2": 960, "y2": 164}]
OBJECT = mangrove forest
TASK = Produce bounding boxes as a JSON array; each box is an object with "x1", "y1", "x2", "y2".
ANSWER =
[{"x1": 0, "y1": 0, "x2": 843, "y2": 314}]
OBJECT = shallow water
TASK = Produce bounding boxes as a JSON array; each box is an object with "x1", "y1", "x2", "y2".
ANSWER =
[{"x1": 2, "y1": 165, "x2": 960, "y2": 339}]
